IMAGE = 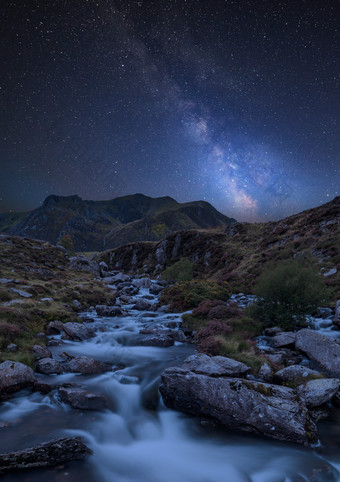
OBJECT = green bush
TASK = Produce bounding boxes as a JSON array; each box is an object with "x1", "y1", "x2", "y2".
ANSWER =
[
  {"x1": 160, "y1": 280, "x2": 230, "y2": 312},
  {"x1": 58, "y1": 234, "x2": 75, "y2": 255},
  {"x1": 250, "y1": 259, "x2": 329, "y2": 330},
  {"x1": 161, "y1": 258, "x2": 193, "y2": 283}
]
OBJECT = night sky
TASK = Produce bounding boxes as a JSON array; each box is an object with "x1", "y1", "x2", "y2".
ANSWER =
[{"x1": 1, "y1": 0, "x2": 339, "y2": 221}]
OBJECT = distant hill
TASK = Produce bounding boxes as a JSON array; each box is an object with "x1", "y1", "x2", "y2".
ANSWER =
[
  {"x1": 1, "y1": 194, "x2": 236, "y2": 251},
  {"x1": 99, "y1": 196, "x2": 340, "y2": 297}
]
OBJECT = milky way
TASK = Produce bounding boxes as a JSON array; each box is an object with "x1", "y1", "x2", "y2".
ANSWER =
[{"x1": 1, "y1": 0, "x2": 339, "y2": 220}]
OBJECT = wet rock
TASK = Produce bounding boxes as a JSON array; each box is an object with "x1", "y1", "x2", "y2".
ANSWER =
[
  {"x1": 272, "y1": 332, "x2": 296, "y2": 348},
  {"x1": 0, "y1": 361, "x2": 36, "y2": 395},
  {"x1": 333, "y1": 300, "x2": 340, "y2": 327},
  {"x1": 47, "y1": 320, "x2": 64, "y2": 335},
  {"x1": 0, "y1": 437, "x2": 92, "y2": 474},
  {"x1": 158, "y1": 304, "x2": 170, "y2": 313},
  {"x1": 58, "y1": 387, "x2": 107, "y2": 410},
  {"x1": 149, "y1": 283, "x2": 164, "y2": 295},
  {"x1": 95, "y1": 305, "x2": 122, "y2": 316},
  {"x1": 110, "y1": 272, "x2": 130, "y2": 283},
  {"x1": 274, "y1": 365, "x2": 323, "y2": 385},
  {"x1": 295, "y1": 329, "x2": 340, "y2": 377},
  {"x1": 258, "y1": 363, "x2": 273, "y2": 383},
  {"x1": 62, "y1": 322, "x2": 95, "y2": 341},
  {"x1": 297, "y1": 379, "x2": 340, "y2": 408},
  {"x1": 181, "y1": 354, "x2": 250, "y2": 378},
  {"x1": 159, "y1": 368, "x2": 317, "y2": 446},
  {"x1": 65, "y1": 356, "x2": 112, "y2": 374},
  {"x1": 36, "y1": 358, "x2": 63, "y2": 375},
  {"x1": 170, "y1": 329, "x2": 187, "y2": 343},
  {"x1": 32, "y1": 345, "x2": 52, "y2": 360},
  {"x1": 119, "y1": 295, "x2": 132, "y2": 303},
  {"x1": 263, "y1": 326, "x2": 282, "y2": 337},
  {"x1": 6, "y1": 344, "x2": 18, "y2": 352},
  {"x1": 47, "y1": 339, "x2": 64, "y2": 347},
  {"x1": 132, "y1": 277, "x2": 151, "y2": 288},
  {"x1": 131, "y1": 334, "x2": 174, "y2": 347},
  {"x1": 33, "y1": 381, "x2": 56, "y2": 394},
  {"x1": 133, "y1": 299, "x2": 152, "y2": 311}
]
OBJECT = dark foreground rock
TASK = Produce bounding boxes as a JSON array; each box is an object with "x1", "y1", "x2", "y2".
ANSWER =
[
  {"x1": 295, "y1": 329, "x2": 340, "y2": 377},
  {"x1": 0, "y1": 437, "x2": 92, "y2": 474},
  {"x1": 36, "y1": 358, "x2": 63, "y2": 375},
  {"x1": 160, "y1": 368, "x2": 317, "y2": 446},
  {"x1": 297, "y1": 379, "x2": 340, "y2": 408},
  {"x1": 58, "y1": 387, "x2": 107, "y2": 410},
  {"x1": 130, "y1": 334, "x2": 174, "y2": 347},
  {"x1": 181, "y1": 354, "x2": 250, "y2": 377},
  {"x1": 62, "y1": 322, "x2": 95, "y2": 341},
  {"x1": 65, "y1": 356, "x2": 112, "y2": 374},
  {"x1": 95, "y1": 305, "x2": 122, "y2": 317},
  {"x1": 0, "y1": 361, "x2": 36, "y2": 396}
]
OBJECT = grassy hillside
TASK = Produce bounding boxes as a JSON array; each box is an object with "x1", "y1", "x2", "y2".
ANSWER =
[
  {"x1": 0, "y1": 234, "x2": 114, "y2": 365},
  {"x1": 99, "y1": 196, "x2": 340, "y2": 300}
]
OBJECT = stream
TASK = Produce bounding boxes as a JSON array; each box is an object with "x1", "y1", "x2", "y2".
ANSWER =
[{"x1": 0, "y1": 288, "x2": 340, "y2": 482}]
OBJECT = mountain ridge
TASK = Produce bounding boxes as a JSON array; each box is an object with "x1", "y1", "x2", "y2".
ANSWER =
[{"x1": 0, "y1": 193, "x2": 236, "y2": 251}]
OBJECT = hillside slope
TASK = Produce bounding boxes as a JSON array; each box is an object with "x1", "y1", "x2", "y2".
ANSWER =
[
  {"x1": 99, "y1": 196, "x2": 340, "y2": 297},
  {"x1": 4, "y1": 194, "x2": 235, "y2": 251}
]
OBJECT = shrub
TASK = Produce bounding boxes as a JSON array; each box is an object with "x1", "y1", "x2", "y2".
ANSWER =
[
  {"x1": 58, "y1": 234, "x2": 75, "y2": 255},
  {"x1": 160, "y1": 280, "x2": 230, "y2": 311},
  {"x1": 250, "y1": 258, "x2": 329, "y2": 330},
  {"x1": 161, "y1": 258, "x2": 193, "y2": 283}
]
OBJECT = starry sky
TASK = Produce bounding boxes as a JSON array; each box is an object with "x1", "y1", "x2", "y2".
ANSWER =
[{"x1": 1, "y1": 0, "x2": 339, "y2": 221}]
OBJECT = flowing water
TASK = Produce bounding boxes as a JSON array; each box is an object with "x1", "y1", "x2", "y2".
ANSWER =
[{"x1": 1, "y1": 291, "x2": 340, "y2": 482}]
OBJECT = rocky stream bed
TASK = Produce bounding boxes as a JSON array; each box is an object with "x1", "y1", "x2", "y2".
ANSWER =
[{"x1": 0, "y1": 276, "x2": 340, "y2": 482}]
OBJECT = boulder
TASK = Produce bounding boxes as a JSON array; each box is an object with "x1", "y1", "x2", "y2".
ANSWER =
[
  {"x1": 272, "y1": 332, "x2": 296, "y2": 348},
  {"x1": 72, "y1": 300, "x2": 82, "y2": 311},
  {"x1": 170, "y1": 329, "x2": 187, "y2": 343},
  {"x1": 62, "y1": 322, "x2": 94, "y2": 341},
  {"x1": 149, "y1": 283, "x2": 164, "y2": 295},
  {"x1": 0, "y1": 361, "x2": 36, "y2": 395},
  {"x1": 295, "y1": 329, "x2": 340, "y2": 377},
  {"x1": 6, "y1": 344, "x2": 18, "y2": 353},
  {"x1": 160, "y1": 368, "x2": 317, "y2": 446},
  {"x1": 131, "y1": 334, "x2": 174, "y2": 347},
  {"x1": 0, "y1": 437, "x2": 92, "y2": 474},
  {"x1": 47, "y1": 320, "x2": 64, "y2": 335},
  {"x1": 65, "y1": 356, "x2": 112, "y2": 374},
  {"x1": 181, "y1": 354, "x2": 250, "y2": 377},
  {"x1": 69, "y1": 255, "x2": 99, "y2": 276},
  {"x1": 333, "y1": 300, "x2": 340, "y2": 327},
  {"x1": 95, "y1": 305, "x2": 122, "y2": 317},
  {"x1": 58, "y1": 387, "x2": 107, "y2": 410},
  {"x1": 132, "y1": 277, "x2": 151, "y2": 288},
  {"x1": 274, "y1": 365, "x2": 323, "y2": 385},
  {"x1": 297, "y1": 379, "x2": 340, "y2": 408},
  {"x1": 133, "y1": 299, "x2": 152, "y2": 311},
  {"x1": 32, "y1": 345, "x2": 52, "y2": 360},
  {"x1": 36, "y1": 358, "x2": 63, "y2": 375},
  {"x1": 10, "y1": 288, "x2": 32, "y2": 298},
  {"x1": 258, "y1": 363, "x2": 273, "y2": 383}
]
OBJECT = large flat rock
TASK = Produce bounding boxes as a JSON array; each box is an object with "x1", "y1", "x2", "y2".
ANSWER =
[
  {"x1": 160, "y1": 367, "x2": 317, "y2": 446},
  {"x1": 295, "y1": 329, "x2": 340, "y2": 377},
  {"x1": 181, "y1": 354, "x2": 250, "y2": 377}
]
